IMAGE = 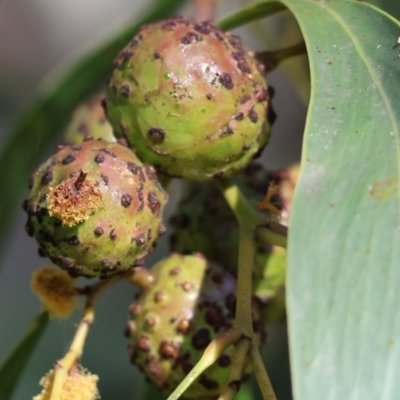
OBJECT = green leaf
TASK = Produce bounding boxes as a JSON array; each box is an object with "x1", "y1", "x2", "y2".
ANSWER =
[
  {"x1": 277, "y1": 1, "x2": 400, "y2": 399},
  {"x1": 220, "y1": 0, "x2": 400, "y2": 398},
  {"x1": 218, "y1": 2, "x2": 286, "y2": 31},
  {"x1": 0, "y1": 312, "x2": 49, "y2": 400},
  {"x1": 0, "y1": 0, "x2": 186, "y2": 256}
]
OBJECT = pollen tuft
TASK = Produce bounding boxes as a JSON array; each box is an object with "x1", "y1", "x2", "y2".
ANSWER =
[
  {"x1": 33, "y1": 365, "x2": 100, "y2": 400},
  {"x1": 47, "y1": 174, "x2": 103, "y2": 227},
  {"x1": 31, "y1": 266, "x2": 80, "y2": 318}
]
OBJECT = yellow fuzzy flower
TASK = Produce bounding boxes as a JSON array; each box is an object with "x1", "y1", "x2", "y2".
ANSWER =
[
  {"x1": 33, "y1": 366, "x2": 100, "y2": 400},
  {"x1": 31, "y1": 266, "x2": 80, "y2": 318}
]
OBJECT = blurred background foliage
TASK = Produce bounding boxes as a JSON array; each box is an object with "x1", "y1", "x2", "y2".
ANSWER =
[{"x1": 0, "y1": 0, "x2": 398, "y2": 399}]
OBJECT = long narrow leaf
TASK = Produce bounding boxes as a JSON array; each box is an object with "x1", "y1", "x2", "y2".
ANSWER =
[
  {"x1": 0, "y1": 0, "x2": 186, "y2": 256},
  {"x1": 218, "y1": 2, "x2": 285, "y2": 31},
  {"x1": 220, "y1": 0, "x2": 400, "y2": 398},
  {"x1": 0, "y1": 312, "x2": 49, "y2": 400},
  {"x1": 278, "y1": 1, "x2": 400, "y2": 399}
]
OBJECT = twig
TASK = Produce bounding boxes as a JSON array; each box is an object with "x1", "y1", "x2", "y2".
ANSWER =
[
  {"x1": 218, "y1": 337, "x2": 252, "y2": 400},
  {"x1": 256, "y1": 42, "x2": 307, "y2": 73},
  {"x1": 166, "y1": 326, "x2": 242, "y2": 400},
  {"x1": 49, "y1": 270, "x2": 133, "y2": 400},
  {"x1": 194, "y1": 0, "x2": 218, "y2": 22},
  {"x1": 249, "y1": 344, "x2": 277, "y2": 400}
]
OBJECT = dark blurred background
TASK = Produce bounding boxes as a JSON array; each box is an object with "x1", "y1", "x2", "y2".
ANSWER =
[{"x1": 1, "y1": 0, "x2": 397, "y2": 399}]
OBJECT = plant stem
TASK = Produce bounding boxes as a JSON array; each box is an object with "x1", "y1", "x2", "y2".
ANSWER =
[
  {"x1": 194, "y1": 0, "x2": 218, "y2": 21},
  {"x1": 257, "y1": 225, "x2": 287, "y2": 249},
  {"x1": 217, "y1": 178, "x2": 277, "y2": 400},
  {"x1": 49, "y1": 270, "x2": 133, "y2": 400},
  {"x1": 217, "y1": 178, "x2": 261, "y2": 333},
  {"x1": 218, "y1": 337, "x2": 252, "y2": 400},
  {"x1": 127, "y1": 266, "x2": 154, "y2": 290},
  {"x1": 256, "y1": 42, "x2": 307, "y2": 73},
  {"x1": 166, "y1": 326, "x2": 242, "y2": 400},
  {"x1": 249, "y1": 344, "x2": 277, "y2": 400}
]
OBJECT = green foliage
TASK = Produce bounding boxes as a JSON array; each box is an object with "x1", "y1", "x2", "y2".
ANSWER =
[
  {"x1": 0, "y1": 312, "x2": 49, "y2": 400},
  {"x1": 2, "y1": 0, "x2": 400, "y2": 399},
  {"x1": 280, "y1": 1, "x2": 400, "y2": 399}
]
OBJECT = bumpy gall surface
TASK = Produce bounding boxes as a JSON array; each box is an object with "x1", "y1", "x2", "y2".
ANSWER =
[
  {"x1": 126, "y1": 253, "x2": 265, "y2": 398},
  {"x1": 169, "y1": 163, "x2": 299, "y2": 322},
  {"x1": 106, "y1": 16, "x2": 273, "y2": 181},
  {"x1": 24, "y1": 139, "x2": 167, "y2": 278},
  {"x1": 64, "y1": 93, "x2": 116, "y2": 144}
]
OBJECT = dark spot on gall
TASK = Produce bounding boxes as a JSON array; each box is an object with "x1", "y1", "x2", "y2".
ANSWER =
[
  {"x1": 217, "y1": 354, "x2": 231, "y2": 367},
  {"x1": 154, "y1": 52, "x2": 161, "y2": 59},
  {"x1": 199, "y1": 375, "x2": 219, "y2": 390},
  {"x1": 25, "y1": 220, "x2": 35, "y2": 237},
  {"x1": 62, "y1": 154, "x2": 75, "y2": 165},
  {"x1": 206, "y1": 93, "x2": 213, "y2": 100},
  {"x1": 148, "y1": 127, "x2": 166, "y2": 142},
  {"x1": 28, "y1": 176, "x2": 35, "y2": 189},
  {"x1": 191, "y1": 328, "x2": 211, "y2": 350},
  {"x1": 41, "y1": 169, "x2": 53, "y2": 185},
  {"x1": 132, "y1": 257, "x2": 145, "y2": 267},
  {"x1": 180, "y1": 32, "x2": 203, "y2": 44},
  {"x1": 137, "y1": 188, "x2": 144, "y2": 212},
  {"x1": 219, "y1": 72, "x2": 234, "y2": 89},
  {"x1": 194, "y1": 22, "x2": 211, "y2": 34},
  {"x1": 120, "y1": 84, "x2": 131, "y2": 98},
  {"x1": 162, "y1": 21, "x2": 177, "y2": 31},
  {"x1": 177, "y1": 319, "x2": 190, "y2": 334},
  {"x1": 129, "y1": 39, "x2": 138, "y2": 48},
  {"x1": 220, "y1": 126, "x2": 233, "y2": 138},
  {"x1": 132, "y1": 234, "x2": 145, "y2": 245},
  {"x1": 66, "y1": 236, "x2": 80, "y2": 246},
  {"x1": 228, "y1": 34, "x2": 242, "y2": 48},
  {"x1": 27, "y1": 203, "x2": 37, "y2": 216},
  {"x1": 94, "y1": 153, "x2": 105, "y2": 164},
  {"x1": 100, "y1": 174, "x2": 109, "y2": 186},
  {"x1": 233, "y1": 112, "x2": 244, "y2": 121},
  {"x1": 121, "y1": 193, "x2": 133, "y2": 207},
  {"x1": 117, "y1": 138, "x2": 128, "y2": 147},
  {"x1": 249, "y1": 108, "x2": 258, "y2": 123},
  {"x1": 145, "y1": 316, "x2": 156, "y2": 328},
  {"x1": 109, "y1": 229, "x2": 117, "y2": 240},
  {"x1": 181, "y1": 282, "x2": 194, "y2": 292},
  {"x1": 138, "y1": 335, "x2": 151, "y2": 352},
  {"x1": 94, "y1": 226, "x2": 104, "y2": 236},
  {"x1": 228, "y1": 380, "x2": 241, "y2": 392},
  {"x1": 144, "y1": 165, "x2": 157, "y2": 181},
  {"x1": 127, "y1": 162, "x2": 139, "y2": 175},
  {"x1": 58, "y1": 256, "x2": 75, "y2": 269},
  {"x1": 159, "y1": 341, "x2": 181, "y2": 360},
  {"x1": 148, "y1": 192, "x2": 161, "y2": 214},
  {"x1": 154, "y1": 290, "x2": 165, "y2": 302},
  {"x1": 99, "y1": 148, "x2": 116, "y2": 158},
  {"x1": 169, "y1": 267, "x2": 181, "y2": 276}
]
